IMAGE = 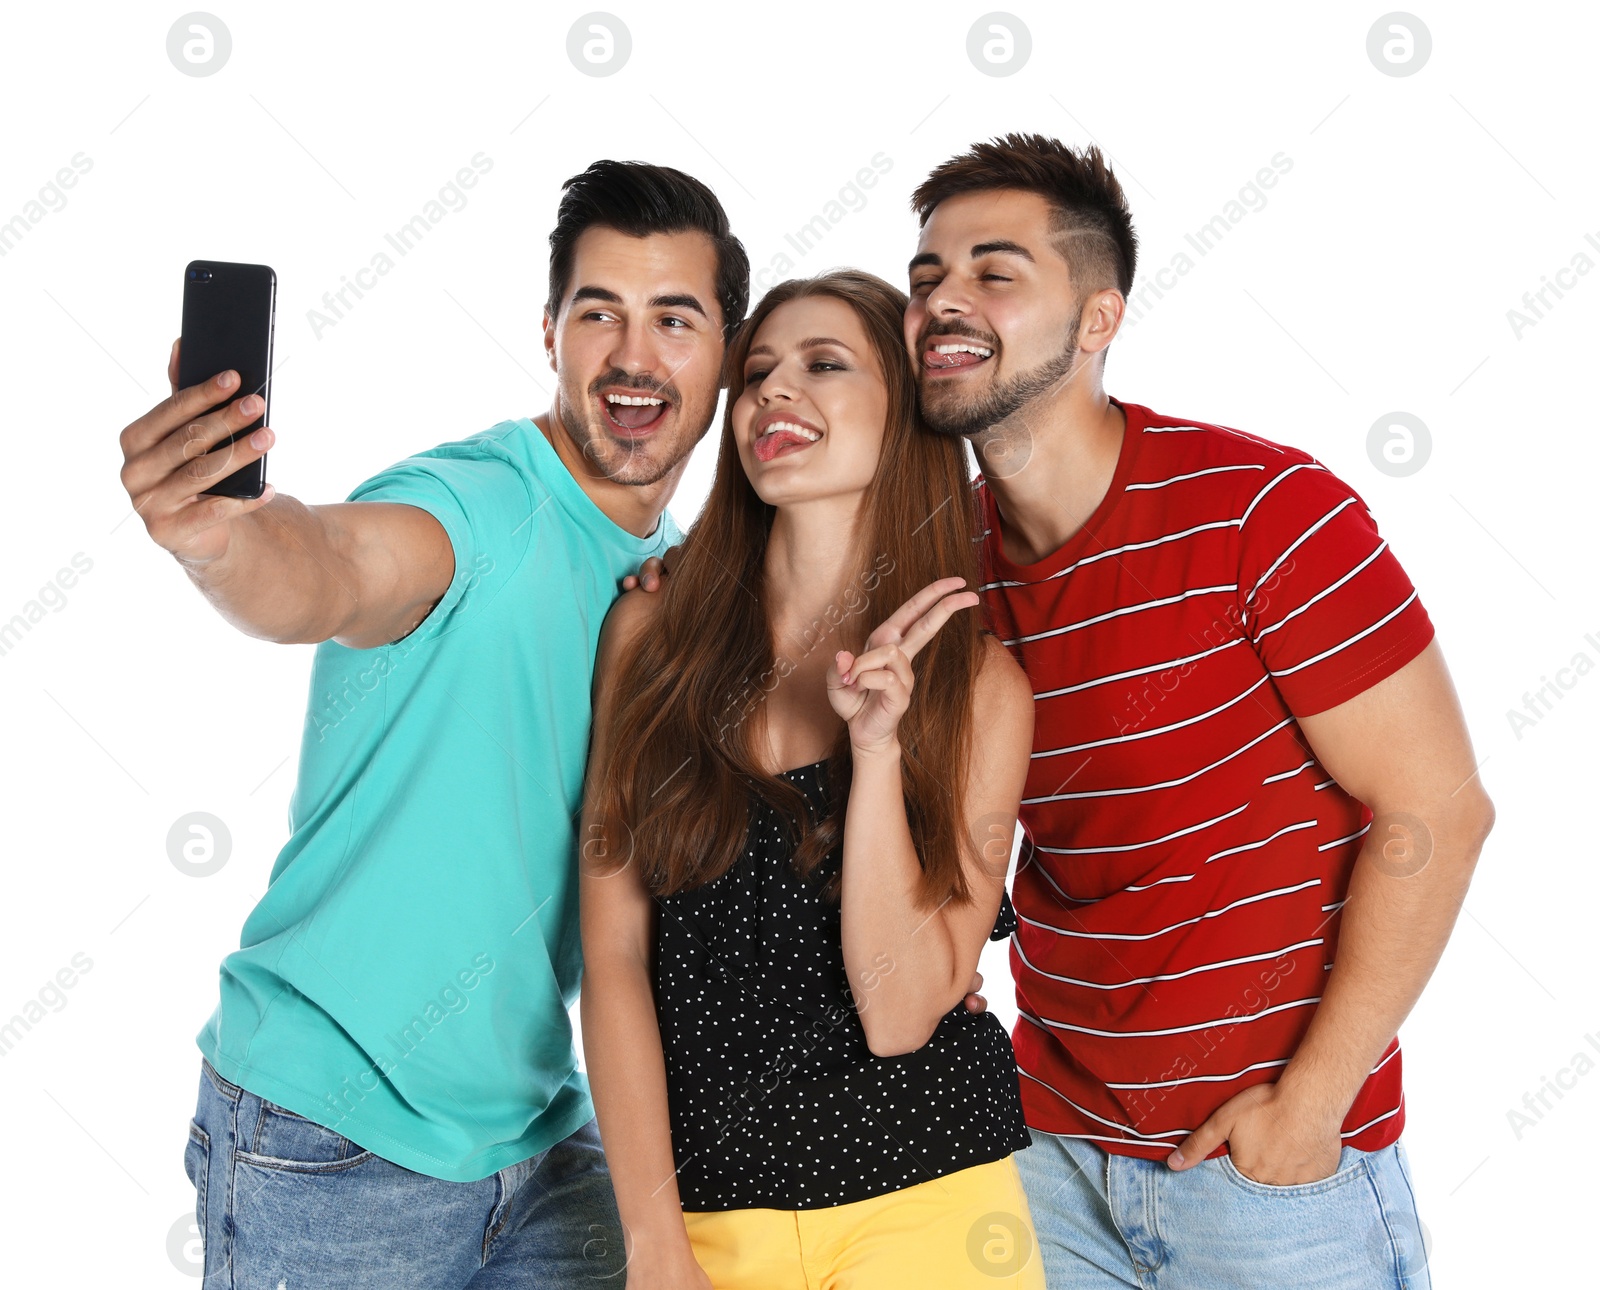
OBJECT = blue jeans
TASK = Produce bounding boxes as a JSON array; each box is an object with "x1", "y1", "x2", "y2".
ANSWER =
[
  {"x1": 1013, "y1": 1128, "x2": 1432, "y2": 1289},
  {"x1": 184, "y1": 1058, "x2": 626, "y2": 1287}
]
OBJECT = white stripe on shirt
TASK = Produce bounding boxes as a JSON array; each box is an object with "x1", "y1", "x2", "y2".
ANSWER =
[
  {"x1": 1106, "y1": 1060, "x2": 1290, "y2": 1090},
  {"x1": 1034, "y1": 639, "x2": 1248, "y2": 701},
  {"x1": 1206, "y1": 819, "x2": 1319, "y2": 863},
  {"x1": 1017, "y1": 878, "x2": 1321, "y2": 941},
  {"x1": 982, "y1": 523, "x2": 1241, "y2": 592},
  {"x1": 1002, "y1": 584, "x2": 1238, "y2": 647},
  {"x1": 1239, "y1": 462, "x2": 1327, "y2": 528},
  {"x1": 1254, "y1": 540, "x2": 1389, "y2": 641},
  {"x1": 1014, "y1": 1065, "x2": 1195, "y2": 1139},
  {"x1": 1035, "y1": 678, "x2": 1271, "y2": 758},
  {"x1": 1271, "y1": 590, "x2": 1420, "y2": 678},
  {"x1": 1262, "y1": 758, "x2": 1316, "y2": 784},
  {"x1": 1025, "y1": 718, "x2": 1296, "y2": 803},
  {"x1": 1318, "y1": 823, "x2": 1372, "y2": 852},
  {"x1": 1124, "y1": 873, "x2": 1197, "y2": 892},
  {"x1": 1013, "y1": 936, "x2": 1324, "y2": 991},
  {"x1": 1127, "y1": 463, "x2": 1267, "y2": 491},
  {"x1": 1023, "y1": 994, "x2": 1324, "y2": 1038},
  {"x1": 1247, "y1": 497, "x2": 1359, "y2": 603},
  {"x1": 1035, "y1": 803, "x2": 1249, "y2": 856},
  {"x1": 1341, "y1": 1105, "x2": 1402, "y2": 1138}
]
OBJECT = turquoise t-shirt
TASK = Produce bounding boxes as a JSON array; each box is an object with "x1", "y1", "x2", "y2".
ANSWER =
[{"x1": 197, "y1": 416, "x2": 681, "y2": 1181}]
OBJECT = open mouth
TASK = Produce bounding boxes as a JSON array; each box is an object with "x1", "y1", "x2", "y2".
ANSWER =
[
  {"x1": 753, "y1": 418, "x2": 822, "y2": 463},
  {"x1": 601, "y1": 390, "x2": 670, "y2": 437},
  {"x1": 923, "y1": 340, "x2": 994, "y2": 376}
]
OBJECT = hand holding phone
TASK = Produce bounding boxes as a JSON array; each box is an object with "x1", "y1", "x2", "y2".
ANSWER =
[
  {"x1": 177, "y1": 259, "x2": 276, "y2": 498},
  {"x1": 116, "y1": 260, "x2": 279, "y2": 568}
]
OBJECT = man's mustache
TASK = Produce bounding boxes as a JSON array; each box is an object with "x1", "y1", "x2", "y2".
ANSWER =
[
  {"x1": 588, "y1": 371, "x2": 679, "y2": 406},
  {"x1": 918, "y1": 322, "x2": 1001, "y2": 354}
]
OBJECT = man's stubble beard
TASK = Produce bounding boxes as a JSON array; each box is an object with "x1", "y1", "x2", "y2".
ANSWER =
[
  {"x1": 919, "y1": 310, "x2": 1083, "y2": 441},
  {"x1": 556, "y1": 372, "x2": 704, "y2": 487}
]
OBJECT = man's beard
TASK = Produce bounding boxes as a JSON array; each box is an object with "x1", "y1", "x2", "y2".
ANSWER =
[
  {"x1": 920, "y1": 314, "x2": 1082, "y2": 438},
  {"x1": 559, "y1": 369, "x2": 686, "y2": 486}
]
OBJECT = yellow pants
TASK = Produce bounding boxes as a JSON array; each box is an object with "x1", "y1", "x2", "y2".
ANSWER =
[{"x1": 682, "y1": 1153, "x2": 1047, "y2": 1289}]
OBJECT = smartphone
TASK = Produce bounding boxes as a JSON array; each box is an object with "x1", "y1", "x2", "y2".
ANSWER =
[{"x1": 178, "y1": 260, "x2": 276, "y2": 499}]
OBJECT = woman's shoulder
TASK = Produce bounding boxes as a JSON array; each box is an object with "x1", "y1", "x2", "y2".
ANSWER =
[
  {"x1": 975, "y1": 632, "x2": 1032, "y2": 704},
  {"x1": 972, "y1": 631, "x2": 1035, "y2": 753},
  {"x1": 595, "y1": 586, "x2": 664, "y2": 681}
]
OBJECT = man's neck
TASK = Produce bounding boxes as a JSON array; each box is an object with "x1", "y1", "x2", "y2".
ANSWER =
[
  {"x1": 974, "y1": 381, "x2": 1126, "y2": 567},
  {"x1": 531, "y1": 407, "x2": 679, "y2": 540}
]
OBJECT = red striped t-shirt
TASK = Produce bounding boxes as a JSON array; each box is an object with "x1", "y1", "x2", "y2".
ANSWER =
[{"x1": 977, "y1": 399, "x2": 1435, "y2": 1159}]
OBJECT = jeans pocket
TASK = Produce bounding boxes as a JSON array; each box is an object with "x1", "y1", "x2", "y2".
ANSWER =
[
  {"x1": 1216, "y1": 1145, "x2": 1366, "y2": 1197},
  {"x1": 237, "y1": 1098, "x2": 377, "y2": 1174},
  {"x1": 183, "y1": 1120, "x2": 211, "y2": 1264}
]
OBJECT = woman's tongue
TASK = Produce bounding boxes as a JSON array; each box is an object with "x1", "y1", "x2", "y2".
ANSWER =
[
  {"x1": 607, "y1": 399, "x2": 665, "y2": 431},
  {"x1": 755, "y1": 429, "x2": 813, "y2": 462}
]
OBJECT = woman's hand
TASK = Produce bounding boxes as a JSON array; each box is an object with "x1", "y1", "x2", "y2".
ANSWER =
[
  {"x1": 623, "y1": 1245, "x2": 714, "y2": 1290},
  {"x1": 827, "y1": 576, "x2": 980, "y2": 758}
]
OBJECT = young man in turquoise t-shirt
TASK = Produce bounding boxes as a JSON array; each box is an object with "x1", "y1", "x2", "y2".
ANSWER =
[{"x1": 117, "y1": 160, "x2": 747, "y2": 1285}]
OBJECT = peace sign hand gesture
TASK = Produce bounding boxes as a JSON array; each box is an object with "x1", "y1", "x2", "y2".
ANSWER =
[{"x1": 827, "y1": 576, "x2": 980, "y2": 758}]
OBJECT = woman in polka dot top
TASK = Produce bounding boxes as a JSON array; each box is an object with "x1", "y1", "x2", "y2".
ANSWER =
[{"x1": 579, "y1": 270, "x2": 1045, "y2": 1289}]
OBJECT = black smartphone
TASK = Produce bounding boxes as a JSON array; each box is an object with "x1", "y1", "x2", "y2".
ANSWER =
[{"x1": 178, "y1": 259, "x2": 276, "y2": 499}]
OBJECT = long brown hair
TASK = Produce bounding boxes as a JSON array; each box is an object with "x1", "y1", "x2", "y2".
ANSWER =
[{"x1": 590, "y1": 269, "x2": 987, "y2": 908}]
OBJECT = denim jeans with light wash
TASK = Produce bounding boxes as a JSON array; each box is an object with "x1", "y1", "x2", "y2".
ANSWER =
[
  {"x1": 1014, "y1": 1127, "x2": 1432, "y2": 1290},
  {"x1": 183, "y1": 1058, "x2": 626, "y2": 1288}
]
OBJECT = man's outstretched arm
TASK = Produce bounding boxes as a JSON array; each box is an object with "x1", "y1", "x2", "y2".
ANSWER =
[
  {"x1": 1168, "y1": 639, "x2": 1495, "y2": 1183},
  {"x1": 119, "y1": 340, "x2": 454, "y2": 649}
]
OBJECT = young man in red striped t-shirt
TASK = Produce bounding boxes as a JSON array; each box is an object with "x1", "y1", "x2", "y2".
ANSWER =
[{"x1": 903, "y1": 135, "x2": 1494, "y2": 1289}]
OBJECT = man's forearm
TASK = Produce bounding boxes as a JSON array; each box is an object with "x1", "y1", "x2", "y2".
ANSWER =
[
  {"x1": 176, "y1": 493, "x2": 361, "y2": 645},
  {"x1": 1277, "y1": 797, "x2": 1493, "y2": 1124}
]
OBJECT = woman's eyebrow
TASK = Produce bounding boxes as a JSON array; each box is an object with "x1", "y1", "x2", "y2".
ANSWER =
[{"x1": 743, "y1": 337, "x2": 856, "y2": 364}]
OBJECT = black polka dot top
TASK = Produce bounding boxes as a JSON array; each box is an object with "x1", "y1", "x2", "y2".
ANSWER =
[{"x1": 653, "y1": 757, "x2": 1031, "y2": 1211}]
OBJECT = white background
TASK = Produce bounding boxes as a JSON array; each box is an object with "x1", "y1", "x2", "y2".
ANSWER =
[{"x1": 1, "y1": 1, "x2": 1595, "y2": 1283}]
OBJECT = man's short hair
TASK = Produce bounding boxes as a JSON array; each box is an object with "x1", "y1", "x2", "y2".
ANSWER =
[
  {"x1": 910, "y1": 134, "x2": 1137, "y2": 302},
  {"x1": 547, "y1": 160, "x2": 750, "y2": 340}
]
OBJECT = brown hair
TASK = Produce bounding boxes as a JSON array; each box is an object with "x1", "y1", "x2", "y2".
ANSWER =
[
  {"x1": 589, "y1": 269, "x2": 987, "y2": 908},
  {"x1": 547, "y1": 159, "x2": 750, "y2": 341},
  {"x1": 911, "y1": 133, "x2": 1138, "y2": 300}
]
